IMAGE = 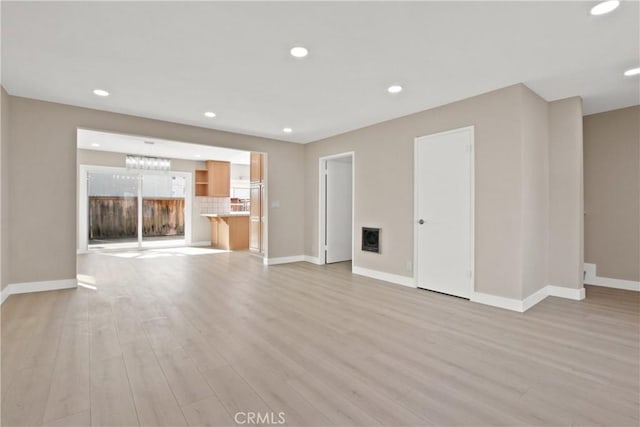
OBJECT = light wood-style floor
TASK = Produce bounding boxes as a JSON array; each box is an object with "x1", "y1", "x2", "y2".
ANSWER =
[{"x1": 2, "y1": 249, "x2": 639, "y2": 426}]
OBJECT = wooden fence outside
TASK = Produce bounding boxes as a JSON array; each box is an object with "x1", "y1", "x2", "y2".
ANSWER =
[{"x1": 89, "y1": 197, "x2": 185, "y2": 239}]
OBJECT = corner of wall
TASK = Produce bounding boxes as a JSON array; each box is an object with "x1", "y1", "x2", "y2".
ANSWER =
[
  {"x1": 0, "y1": 86, "x2": 11, "y2": 290},
  {"x1": 548, "y1": 97, "x2": 584, "y2": 291},
  {"x1": 518, "y1": 85, "x2": 551, "y2": 300}
]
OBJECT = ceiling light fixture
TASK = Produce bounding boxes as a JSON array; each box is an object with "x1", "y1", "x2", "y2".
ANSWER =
[
  {"x1": 387, "y1": 85, "x2": 403, "y2": 94},
  {"x1": 590, "y1": 0, "x2": 620, "y2": 15},
  {"x1": 194, "y1": 154, "x2": 202, "y2": 158},
  {"x1": 126, "y1": 155, "x2": 171, "y2": 171},
  {"x1": 283, "y1": 127, "x2": 293, "y2": 133},
  {"x1": 623, "y1": 67, "x2": 640, "y2": 76},
  {"x1": 290, "y1": 46, "x2": 308, "y2": 58},
  {"x1": 204, "y1": 111, "x2": 216, "y2": 118},
  {"x1": 91, "y1": 143, "x2": 100, "y2": 147},
  {"x1": 93, "y1": 89, "x2": 109, "y2": 97}
]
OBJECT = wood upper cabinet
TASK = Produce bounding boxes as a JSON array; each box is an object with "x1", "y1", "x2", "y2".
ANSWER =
[
  {"x1": 195, "y1": 169, "x2": 209, "y2": 197},
  {"x1": 195, "y1": 161, "x2": 230, "y2": 197},
  {"x1": 206, "y1": 160, "x2": 230, "y2": 197},
  {"x1": 250, "y1": 152, "x2": 264, "y2": 183}
]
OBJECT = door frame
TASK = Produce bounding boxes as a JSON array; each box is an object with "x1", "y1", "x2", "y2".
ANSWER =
[
  {"x1": 413, "y1": 126, "x2": 475, "y2": 296},
  {"x1": 318, "y1": 152, "x2": 355, "y2": 265},
  {"x1": 78, "y1": 164, "x2": 193, "y2": 253}
]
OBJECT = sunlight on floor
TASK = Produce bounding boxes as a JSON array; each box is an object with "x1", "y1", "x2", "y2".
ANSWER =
[{"x1": 98, "y1": 246, "x2": 230, "y2": 259}]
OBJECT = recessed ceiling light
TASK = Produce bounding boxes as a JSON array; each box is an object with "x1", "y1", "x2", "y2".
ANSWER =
[
  {"x1": 91, "y1": 143, "x2": 100, "y2": 147},
  {"x1": 204, "y1": 111, "x2": 216, "y2": 118},
  {"x1": 194, "y1": 154, "x2": 202, "y2": 158},
  {"x1": 283, "y1": 127, "x2": 293, "y2": 133},
  {"x1": 290, "y1": 47, "x2": 308, "y2": 58},
  {"x1": 624, "y1": 67, "x2": 640, "y2": 76},
  {"x1": 93, "y1": 89, "x2": 109, "y2": 97},
  {"x1": 590, "y1": 0, "x2": 620, "y2": 15},
  {"x1": 387, "y1": 85, "x2": 403, "y2": 94}
]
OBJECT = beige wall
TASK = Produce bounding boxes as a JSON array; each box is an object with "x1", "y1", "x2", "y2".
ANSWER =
[
  {"x1": 305, "y1": 84, "x2": 527, "y2": 299},
  {"x1": 6, "y1": 95, "x2": 305, "y2": 285},
  {"x1": 77, "y1": 149, "x2": 211, "y2": 245},
  {"x1": 520, "y1": 86, "x2": 550, "y2": 298},
  {"x1": 305, "y1": 84, "x2": 587, "y2": 300},
  {"x1": 584, "y1": 106, "x2": 640, "y2": 281},
  {"x1": 1, "y1": 87, "x2": 9, "y2": 290},
  {"x1": 549, "y1": 97, "x2": 584, "y2": 288},
  {"x1": 4, "y1": 84, "x2": 598, "y2": 300}
]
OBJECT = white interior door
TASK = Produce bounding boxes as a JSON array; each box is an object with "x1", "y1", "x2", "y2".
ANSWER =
[
  {"x1": 325, "y1": 157, "x2": 353, "y2": 263},
  {"x1": 415, "y1": 127, "x2": 473, "y2": 298}
]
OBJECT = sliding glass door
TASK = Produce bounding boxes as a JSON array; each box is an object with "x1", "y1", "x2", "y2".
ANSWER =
[
  {"x1": 81, "y1": 166, "x2": 191, "y2": 251},
  {"x1": 87, "y1": 171, "x2": 140, "y2": 250},
  {"x1": 141, "y1": 173, "x2": 187, "y2": 247}
]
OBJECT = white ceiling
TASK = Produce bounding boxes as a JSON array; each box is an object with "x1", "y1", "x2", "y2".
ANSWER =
[
  {"x1": 2, "y1": 1, "x2": 639, "y2": 144},
  {"x1": 77, "y1": 129, "x2": 251, "y2": 165}
]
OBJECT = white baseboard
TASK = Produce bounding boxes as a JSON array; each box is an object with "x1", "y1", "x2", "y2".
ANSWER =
[
  {"x1": 471, "y1": 291, "x2": 525, "y2": 312},
  {"x1": 548, "y1": 285, "x2": 586, "y2": 300},
  {"x1": 190, "y1": 241, "x2": 212, "y2": 247},
  {"x1": 1, "y1": 279, "x2": 78, "y2": 305},
  {"x1": 352, "y1": 266, "x2": 416, "y2": 288},
  {"x1": 522, "y1": 286, "x2": 550, "y2": 311},
  {"x1": 263, "y1": 255, "x2": 306, "y2": 266},
  {"x1": 584, "y1": 263, "x2": 639, "y2": 291},
  {"x1": 1, "y1": 286, "x2": 10, "y2": 305},
  {"x1": 303, "y1": 255, "x2": 322, "y2": 265},
  {"x1": 472, "y1": 284, "x2": 586, "y2": 313}
]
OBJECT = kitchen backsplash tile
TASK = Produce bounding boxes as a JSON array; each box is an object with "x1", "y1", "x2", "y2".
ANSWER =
[{"x1": 199, "y1": 197, "x2": 231, "y2": 214}]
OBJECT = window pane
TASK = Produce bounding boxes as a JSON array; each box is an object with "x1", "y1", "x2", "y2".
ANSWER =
[
  {"x1": 87, "y1": 172, "x2": 138, "y2": 247},
  {"x1": 141, "y1": 173, "x2": 186, "y2": 239}
]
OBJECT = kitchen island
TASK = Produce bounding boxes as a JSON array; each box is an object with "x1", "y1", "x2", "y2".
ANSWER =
[{"x1": 202, "y1": 212, "x2": 250, "y2": 250}]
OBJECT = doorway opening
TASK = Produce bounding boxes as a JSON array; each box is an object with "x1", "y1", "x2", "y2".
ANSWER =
[
  {"x1": 76, "y1": 129, "x2": 261, "y2": 254},
  {"x1": 319, "y1": 152, "x2": 354, "y2": 265}
]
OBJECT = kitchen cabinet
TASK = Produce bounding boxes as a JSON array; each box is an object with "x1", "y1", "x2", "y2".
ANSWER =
[
  {"x1": 249, "y1": 184, "x2": 264, "y2": 253},
  {"x1": 249, "y1": 152, "x2": 265, "y2": 253},
  {"x1": 207, "y1": 160, "x2": 230, "y2": 197},
  {"x1": 208, "y1": 214, "x2": 249, "y2": 250},
  {"x1": 250, "y1": 152, "x2": 264, "y2": 183},
  {"x1": 195, "y1": 160, "x2": 230, "y2": 197},
  {"x1": 195, "y1": 169, "x2": 209, "y2": 196}
]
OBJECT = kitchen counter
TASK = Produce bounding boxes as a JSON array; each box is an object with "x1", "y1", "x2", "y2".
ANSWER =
[
  {"x1": 201, "y1": 211, "x2": 250, "y2": 218},
  {"x1": 206, "y1": 214, "x2": 249, "y2": 250}
]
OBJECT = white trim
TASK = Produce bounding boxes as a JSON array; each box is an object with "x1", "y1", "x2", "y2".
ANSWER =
[
  {"x1": 263, "y1": 255, "x2": 305, "y2": 266},
  {"x1": 547, "y1": 285, "x2": 586, "y2": 300},
  {"x1": 414, "y1": 126, "x2": 475, "y2": 298},
  {"x1": 1, "y1": 279, "x2": 78, "y2": 304},
  {"x1": 470, "y1": 291, "x2": 525, "y2": 312},
  {"x1": 583, "y1": 263, "x2": 640, "y2": 291},
  {"x1": 318, "y1": 152, "x2": 355, "y2": 266},
  {"x1": 352, "y1": 266, "x2": 416, "y2": 288},
  {"x1": 190, "y1": 240, "x2": 212, "y2": 247},
  {"x1": 1, "y1": 286, "x2": 10, "y2": 305},
  {"x1": 584, "y1": 262, "x2": 596, "y2": 279},
  {"x1": 262, "y1": 152, "x2": 269, "y2": 260},
  {"x1": 303, "y1": 255, "x2": 322, "y2": 265},
  {"x1": 522, "y1": 286, "x2": 550, "y2": 311},
  {"x1": 471, "y1": 284, "x2": 586, "y2": 312}
]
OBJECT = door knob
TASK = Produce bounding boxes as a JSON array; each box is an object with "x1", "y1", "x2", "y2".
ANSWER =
[{"x1": 418, "y1": 219, "x2": 425, "y2": 224}]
